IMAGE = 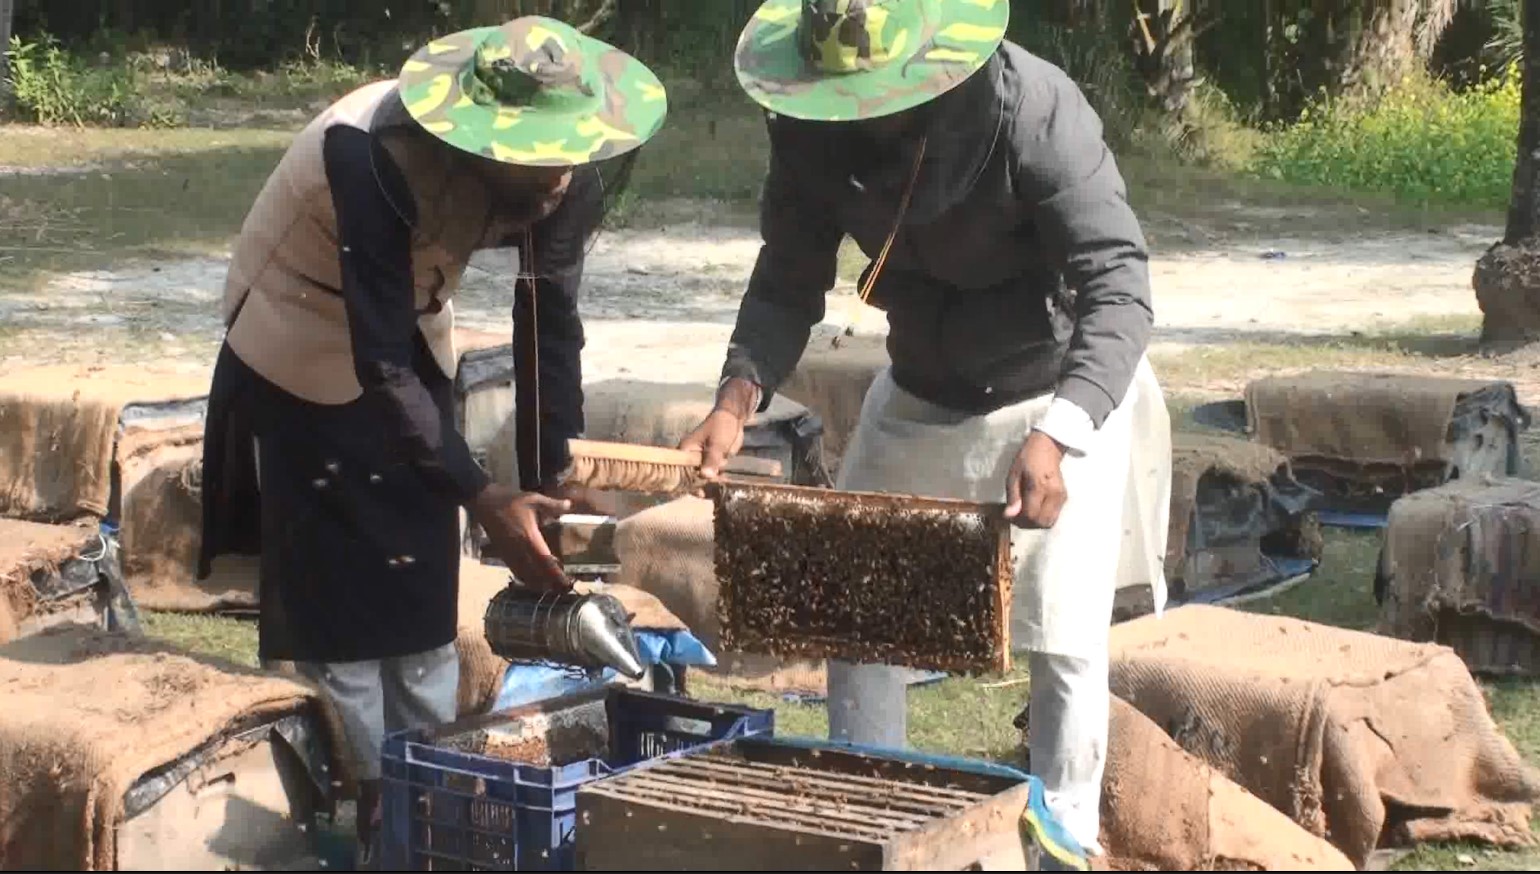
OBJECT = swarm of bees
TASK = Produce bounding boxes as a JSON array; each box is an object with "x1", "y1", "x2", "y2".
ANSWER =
[{"x1": 709, "y1": 482, "x2": 1014, "y2": 675}]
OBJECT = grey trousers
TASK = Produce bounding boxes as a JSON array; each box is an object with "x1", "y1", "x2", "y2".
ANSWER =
[{"x1": 291, "y1": 642, "x2": 460, "y2": 782}]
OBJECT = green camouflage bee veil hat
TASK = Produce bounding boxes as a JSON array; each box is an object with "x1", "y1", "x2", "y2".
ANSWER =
[
  {"x1": 734, "y1": 0, "x2": 1010, "y2": 121},
  {"x1": 397, "y1": 15, "x2": 668, "y2": 166}
]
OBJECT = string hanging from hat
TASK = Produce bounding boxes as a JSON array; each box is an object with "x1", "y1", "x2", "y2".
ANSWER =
[
  {"x1": 833, "y1": 133, "x2": 928, "y2": 348},
  {"x1": 518, "y1": 227, "x2": 542, "y2": 489},
  {"x1": 514, "y1": 162, "x2": 618, "y2": 493}
]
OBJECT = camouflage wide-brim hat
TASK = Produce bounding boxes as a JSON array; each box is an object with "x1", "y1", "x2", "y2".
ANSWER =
[
  {"x1": 735, "y1": 0, "x2": 1009, "y2": 122},
  {"x1": 398, "y1": 16, "x2": 668, "y2": 167}
]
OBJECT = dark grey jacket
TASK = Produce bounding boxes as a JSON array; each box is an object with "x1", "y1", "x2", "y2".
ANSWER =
[{"x1": 721, "y1": 41, "x2": 1153, "y2": 428}]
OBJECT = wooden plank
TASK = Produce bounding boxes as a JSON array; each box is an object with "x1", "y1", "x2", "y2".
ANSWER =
[
  {"x1": 576, "y1": 753, "x2": 1031, "y2": 871},
  {"x1": 708, "y1": 479, "x2": 1007, "y2": 516},
  {"x1": 670, "y1": 757, "x2": 981, "y2": 811},
  {"x1": 667, "y1": 757, "x2": 974, "y2": 811},
  {"x1": 620, "y1": 769, "x2": 937, "y2": 832},
  {"x1": 600, "y1": 776, "x2": 907, "y2": 841},
  {"x1": 713, "y1": 740, "x2": 1019, "y2": 797},
  {"x1": 577, "y1": 787, "x2": 890, "y2": 871},
  {"x1": 888, "y1": 782, "x2": 1031, "y2": 871}
]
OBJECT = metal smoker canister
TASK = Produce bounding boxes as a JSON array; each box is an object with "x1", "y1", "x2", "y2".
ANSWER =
[{"x1": 483, "y1": 586, "x2": 646, "y2": 680}]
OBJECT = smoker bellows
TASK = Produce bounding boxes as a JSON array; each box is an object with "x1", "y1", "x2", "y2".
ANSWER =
[{"x1": 708, "y1": 481, "x2": 1013, "y2": 675}]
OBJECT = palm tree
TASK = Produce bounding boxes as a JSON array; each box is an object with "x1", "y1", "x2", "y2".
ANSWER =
[
  {"x1": 1472, "y1": 0, "x2": 1540, "y2": 346},
  {"x1": 1487, "y1": 0, "x2": 1524, "y2": 67},
  {"x1": 1342, "y1": 0, "x2": 1481, "y2": 88}
]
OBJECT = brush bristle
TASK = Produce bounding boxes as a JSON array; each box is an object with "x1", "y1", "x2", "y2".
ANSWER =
[{"x1": 565, "y1": 455, "x2": 698, "y2": 494}]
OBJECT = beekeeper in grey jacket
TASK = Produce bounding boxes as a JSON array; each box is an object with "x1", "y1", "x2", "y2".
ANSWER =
[{"x1": 680, "y1": 1, "x2": 1172, "y2": 865}]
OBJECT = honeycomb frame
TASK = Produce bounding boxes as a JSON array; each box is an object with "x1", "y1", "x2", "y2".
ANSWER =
[{"x1": 708, "y1": 481, "x2": 1014, "y2": 675}]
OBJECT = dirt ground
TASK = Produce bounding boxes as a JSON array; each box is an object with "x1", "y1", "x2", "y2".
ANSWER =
[{"x1": 0, "y1": 200, "x2": 1517, "y2": 409}]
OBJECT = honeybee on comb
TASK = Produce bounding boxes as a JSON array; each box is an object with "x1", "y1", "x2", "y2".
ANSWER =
[{"x1": 707, "y1": 481, "x2": 1014, "y2": 675}]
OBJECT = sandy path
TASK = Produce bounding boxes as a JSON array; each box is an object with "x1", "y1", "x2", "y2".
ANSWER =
[
  {"x1": 1149, "y1": 224, "x2": 1493, "y2": 346},
  {"x1": 0, "y1": 207, "x2": 1505, "y2": 395}
]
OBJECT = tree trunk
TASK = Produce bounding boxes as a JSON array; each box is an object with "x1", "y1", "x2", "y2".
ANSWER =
[
  {"x1": 0, "y1": 0, "x2": 11, "y2": 108},
  {"x1": 1473, "y1": 0, "x2": 1540, "y2": 347},
  {"x1": 1338, "y1": 0, "x2": 1420, "y2": 94}
]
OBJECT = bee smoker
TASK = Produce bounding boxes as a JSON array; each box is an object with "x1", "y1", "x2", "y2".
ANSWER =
[{"x1": 483, "y1": 584, "x2": 646, "y2": 680}]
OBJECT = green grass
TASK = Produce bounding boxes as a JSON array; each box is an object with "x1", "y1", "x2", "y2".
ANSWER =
[
  {"x1": 140, "y1": 611, "x2": 259, "y2": 668},
  {"x1": 4, "y1": 35, "x2": 377, "y2": 130},
  {"x1": 0, "y1": 129, "x2": 293, "y2": 286},
  {"x1": 691, "y1": 666, "x2": 1035, "y2": 766},
  {"x1": 1150, "y1": 315, "x2": 1488, "y2": 392}
]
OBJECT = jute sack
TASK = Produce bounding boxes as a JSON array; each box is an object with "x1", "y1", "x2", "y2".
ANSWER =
[
  {"x1": 1162, "y1": 432, "x2": 1323, "y2": 605},
  {"x1": 1110, "y1": 605, "x2": 1540, "y2": 867},
  {"x1": 0, "y1": 362, "x2": 260, "y2": 613},
  {"x1": 0, "y1": 363, "x2": 209, "y2": 522},
  {"x1": 0, "y1": 519, "x2": 99, "y2": 645},
  {"x1": 1096, "y1": 695, "x2": 1355, "y2": 871},
  {"x1": 116, "y1": 429, "x2": 259, "y2": 613},
  {"x1": 1243, "y1": 372, "x2": 1528, "y2": 507},
  {"x1": 1377, "y1": 476, "x2": 1540, "y2": 676},
  {"x1": 0, "y1": 627, "x2": 343, "y2": 870}
]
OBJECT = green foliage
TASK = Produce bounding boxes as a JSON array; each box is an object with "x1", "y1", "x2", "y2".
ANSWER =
[
  {"x1": 4, "y1": 34, "x2": 151, "y2": 127},
  {"x1": 1249, "y1": 65, "x2": 1521, "y2": 207},
  {"x1": 1008, "y1": 9, "x2": 1145, "y2": 151},
  {"x1": 3, "y1": 32, "x2": 381, "y2": 129},
  {"x1": 1485, "y1": 0, "x2": 1524, "y2": 68}
]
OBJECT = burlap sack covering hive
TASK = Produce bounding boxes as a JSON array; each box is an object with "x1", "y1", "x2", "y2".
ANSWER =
[
  {"x1": 611, "y1": 495, "x2": 832, "y2": 695},
  {"x1": 1163, "y1": 432, "x2": 1322, "y2": 602},
  {"x1": 0, "y1": 519, "x2": 99, "y2": 645},
  {"x1": 1244, "y1": 371, "x2": 1528, "y2": 502},
  {"x1": 453, "y1": 559, "x2": 694, "y2": 716},
  {"x1": 1109, "y1": 605, "x2": 1540, "y2": 867},
  {"x1": 0, "y1": 626, "x2": 342, "y2": 870},
  {"x1": 776, "y1": 332, "x2": 890, "y2": 477},
  {"x1": 116, "y1": 429, "x2": 259, "y2": 613},
  {"x1": 1377, "y1": 477, "x2": 1540, "y2": 676},
  {"x1": 1094, "y1": 695, "x2": 1354, "y2": 871},
  {"x1": 0, "y1": 363, "x2": 260, "y2": 613},
  {"x1": 0, "y1": 363, "x2": 209, "y2": 520}
]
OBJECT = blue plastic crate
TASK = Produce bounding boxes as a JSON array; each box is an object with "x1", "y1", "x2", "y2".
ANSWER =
[{"x1": 379, "y1": 686, "x2": 774, "y2": 871}]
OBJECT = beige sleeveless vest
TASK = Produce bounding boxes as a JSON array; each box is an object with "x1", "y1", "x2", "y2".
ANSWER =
[{"x1": 222, "y1": 79, "x2": 498, "y2": 405}]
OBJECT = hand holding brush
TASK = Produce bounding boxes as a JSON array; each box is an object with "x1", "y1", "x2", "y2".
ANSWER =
[{"x1": 679, "y1": 375, "x2": 758, "y2": 478}]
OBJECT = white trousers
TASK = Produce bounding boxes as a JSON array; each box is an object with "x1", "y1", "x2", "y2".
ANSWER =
[{"x1": 827, "y1": 360, "x2": 1170, "y2": 856}]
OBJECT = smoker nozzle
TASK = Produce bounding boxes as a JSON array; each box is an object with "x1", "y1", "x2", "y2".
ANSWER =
[
  {"x1": 575, "y1": 596, "x2": 646, "y2": 680},
  {"x1": 484, "y1": 585, "x2": 646, "y2": 680}
]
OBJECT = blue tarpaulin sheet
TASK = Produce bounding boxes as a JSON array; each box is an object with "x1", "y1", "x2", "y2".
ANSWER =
[
  {"x1": 1317, "y1": 510, "x2": 1389, "y2": 529},
  {"x1": 491, "y1": 628, "x2": 717, "y2": 712}
]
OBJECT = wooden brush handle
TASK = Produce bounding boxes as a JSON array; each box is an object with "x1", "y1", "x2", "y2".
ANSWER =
[{"x1": 567, "y1": 438, "x2": 783, "y2": 479}]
